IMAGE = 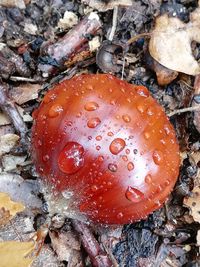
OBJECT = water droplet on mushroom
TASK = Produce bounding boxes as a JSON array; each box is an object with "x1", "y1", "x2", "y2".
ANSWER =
[
  {"x1": 125, "y1": 149, "x2": 130, "y2": 154},
  {"x1": 164, "y1": 125, "x2": 170, "y2": 135},
  {"x1": 91, "y1": 185, "x2": 98, "y2": 192},
  {"x1": 137, "y1": 104, "x2": 145, "y2": 113},
  {"x1": 144, "y1": 131, "x2": 150, "y2": 140},
  {"x1": 48, "y1": 104, "x2": 63, "y2": 118},
  {"x1": 87, "y1": 117, "x2": 101, "y2": 128},
  {"x1": 109, "y1": 138, "x2": 126, "y2": 155},
  {"x1": 153, "y1": 150, "x2": 163, "y2": 165},
  {"x1": 127, "y1": 162, "x2": 134, "y2": 171},
  {"x1": 117, "y1": 212, "x2": 123, "y2": 219},
  {"x1": 84, "y1": 102, "x2": 99, "y2": 111},
  {"x1": 110, "y1": 99, "x2": 116, "y2": 105},
  {"x1": 37, "y1": 139, "x2": 42, "y2": 147},
  {"x1": 66, "y1": 121, "x2": 72, "y2": 126},
  {"x1": 146, "y1": 107, "x2": 154, "y2": 116},
  {"x1": 122, "y1": 114, "x2": 131, "y2": 123},
  {"x1": 125, "y1": 186, "x2": 144, "y2": 202},
  {"x1": 98, "y1": 155, "x2": 104, "y2": 162},
  {"x1": 96, "y1": 135, "x2": 102, "y2": 141},
  {"x1": 108, "y1": 163, "x2": 117, "y2": 172},
  {"x1": 122, "y1": 155, "x2": 128, "y2": 162},
  {"x1": 58, "y1": 142, "x2": 84, "y2": 174},
  {"x1": 145, "y1": 174, "x2": 152, "y2": 184},
  {"x1": 136, "y1": 87, "x2": 149, "y2": 97},
  {"x1": 107, "y1": 132, "x2": 114, "y2": 136},
  {"x1": 43, "y1": 154, "x2": 49, "y2": 162},
  {"x1": 96, "y1": 145, "x2": 101, "y2": 151}
]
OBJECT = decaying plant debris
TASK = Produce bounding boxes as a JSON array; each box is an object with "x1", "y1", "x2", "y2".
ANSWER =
[{"x1": 0, "y1": 0, "x2": 200, "y2": 267}]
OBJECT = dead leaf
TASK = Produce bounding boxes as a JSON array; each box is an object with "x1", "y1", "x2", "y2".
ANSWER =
[
  {"x1": 49, "y1": 230, "x2": 81, "y2": 262},
  {"x1": 0, "y1": 241, "x2": 35, "y2": 267},
  {"x1": 184, "y1": 186, "x2": 200, "y2": 223},
  {"x1": 149, "y1": 6, "x2": 200, "y2": 75},
  {"x1": 0, "y1": 173, "x2": 42, "y2": 210},
  {"x1": 0, "y1": 208, "x2": 12, "y2": 227},
  {"x1": 0, "y1": 134, "x2": 19, "y2": 156},
  {"x1": 57, "y1": 11, "x2": 78, "y2": 30},
  {"x1": 31, "y1": 244, "x2": 60, "y2": 267},
  {"x1": 0, "y1": 192, "x2": 25, "y2": 226},
  {"x1": 9, "y1": 84, "x2": 41, "y2": 105},
  {"x1": 82, "y1": 0, "x2": 132, "y2": 12},
  {"x1": 0, "y1": 0, "x2": 26, "y2": 9},
  {"x1": 1, "y1": 154, "x2": 26, "y2": 171}
]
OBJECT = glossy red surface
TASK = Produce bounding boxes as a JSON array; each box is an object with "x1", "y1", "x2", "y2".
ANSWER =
[{"x1": 32, "y1": 74, "x2": 180, "y2": 224}]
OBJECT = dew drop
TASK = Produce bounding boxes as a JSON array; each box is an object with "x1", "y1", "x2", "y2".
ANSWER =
[
  {"x1": 98, "y1": 155, "x2": 104, "y2": 162},
  {"x1": 125, "y1": 149, "x2": 130, "y2": 154},
  {"x1": 137, "y1": 104, "x2": 145, "y2": 113},
  {"x1": 107, "y1": 132, "x2": 114, "y2": 137},
  {"x1": 43, "y1": 154, "x2": 49, "y2": 162},
  {"x1": 91, "y1": 185, "x2": 98, "y2": 192},
  {"x1": 58, "y1": 142, "x2": 84, "y2": 174},
  {"x1": 96, "y1": 135, "x2": 102, "y2": 141},
  {"x1": 117, "y1": 212, "x2": 123, "y2": 219},
  {"x1": 110, "y1": 99, "x2": 116, "y2": 105},
  {"x1": 125, "y1": 186, "x2": 144, "y2": 202},
  {"x1": 108, "y1": 163, "x2": 118, "y2": 172},
  {"x1": 127, "y1": 162, "x2": 134, "y2": 171},
  {"x1": 96, "y1": 145, "x2": 101, "y2": 151},
  {"x1": 146, "y1": 107, "x2": 154, "y2": 116},
  {"x1": 136, "y1": 87, "x2": 149, "y2": 97},
  {"x1": 164, "y1": 125, "x2": 170, "y2": 135},
  {"x1": 43, "y1": 93, "x2": 57, "y2": 104},
  {"x1": 37, "y1": 139, "x2": 42, "y2": 147},
  {"x1": 109, "y1": 138, "x2": 126, "y2": 155},
  {"x1": 48, "y1": 104, "x2": 63, "y2": 118},
  {"x1": 122, "y1": 155, "x2": 128, "y2": 162},
  {"x1": 84, "y1": 101, "x2": 99, "y2": 111},
  {"x1": 87, "y1": 117, "x2": 101, "y2": 128},
  {"x1": 122, "y1": 114, "x2": 131, "y2": 123},
  {"x1": 144, "y1": 131, "x2": 150, "y2": 140},
  {"x1": 153, "y1": 150, "x2": 163, "y2": 165},
  {"x1": 66, "y1": 121, "x2": 72, "y2": 126},
  {"x1": 145, "y1": 174, "x2": 152, "y2": 184}
]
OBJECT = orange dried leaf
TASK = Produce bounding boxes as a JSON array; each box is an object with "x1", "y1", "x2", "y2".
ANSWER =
[
  {"x1": 0, "y1": 241, "x2": 35, "y2": 267},
  {"x1": 0, "y1": 192, "x2": 25, "y2": 220}
]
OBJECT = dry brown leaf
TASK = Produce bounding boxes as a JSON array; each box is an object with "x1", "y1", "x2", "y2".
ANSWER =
[
  {"x1": 0, "y1": 241, "x2": 35, "y2": 267},
  {"x1": 0, "y1": 208, "x2": 12, "y2": 227},
  {"x1": 49, "y1": 230, "x2": 81, "y2": 262},
  {"x1": 82, "y1": 0, "x2": 132, "y2": 12},
  {"x1": 149, "y1": 6, "x2": 200, "y2": 75},
  {"x1": 0, "y1": 173, "x2": 42, "y2": 210},
  {"x1": 9, "y1": 83, "x2": 41, "y2": 105},
  {"x1": 0, "y1": 134, "x2": 19, "y2": 156},
  {"x1": 57, "y1": 11, "x2": 78, "y2": 30},
  {"x1": 0, "y1": 192, "x2": 25, "y2": 216},
  {"x1": 0, "y1": 192, "x2": 25, "y2": 226},
  {"x1": 184, "y1": 186, "x2": 200, "y2": 223},
  {"x1": 0, "y1": 0, "x2": 26, "y2": 8}
]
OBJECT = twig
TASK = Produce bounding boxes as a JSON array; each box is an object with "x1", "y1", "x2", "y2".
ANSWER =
[
  {"x1": 39, "y1": 12, "x2": 101, "y2": 75},
  {"x1": 108, "y1": 6, "x2": 118, "y2": 42},
  {"x1": 127, "y1": 32, "x2": 151, "y2": 45},
  {"x1": 71, "y1": 220, "x2": 113, "y2": 267},
  {"x1": 0, "y1": 81, "x2": 29, "y2": 150},
  {"x1": 10, "y1": 76, "x2": 39, "y2": 82},
  {"x1": 167, "y1": 106, "x2": 200, "y2": 117}
]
